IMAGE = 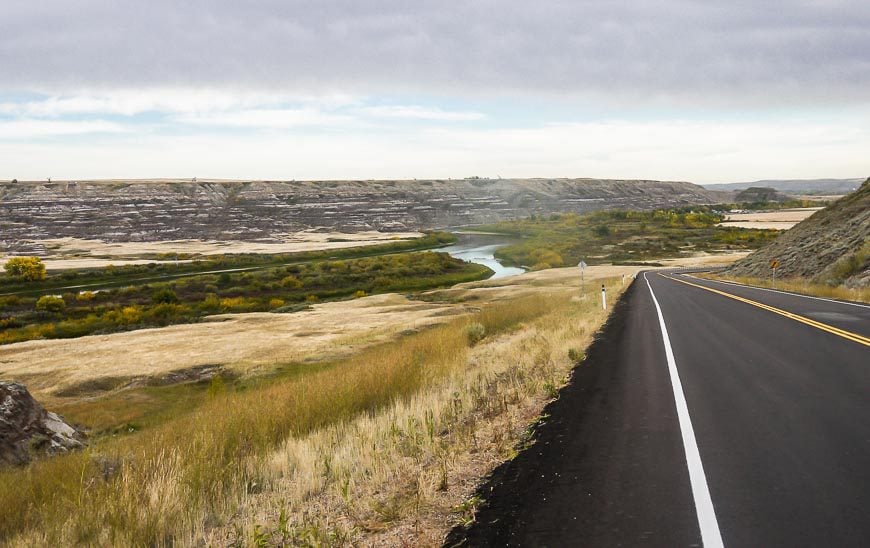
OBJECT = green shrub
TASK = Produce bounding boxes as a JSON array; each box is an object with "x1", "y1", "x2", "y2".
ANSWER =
[
  {"x1": 464, "y1": 322, "x2": 486, "y2": 345},
  {"x1": 35, "y1": 295, "x2": 66, "y2": 313},
  {"x1": 281, "y1": 275, "x2": 304, "y2": 289},
  {"x1": 152, "y1": 288, "x2": 179, "y2": 304}
]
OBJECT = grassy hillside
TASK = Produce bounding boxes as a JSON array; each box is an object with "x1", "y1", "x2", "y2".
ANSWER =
[{"x1": 726, "y1": 177, "x2": 870, "y2": 287}]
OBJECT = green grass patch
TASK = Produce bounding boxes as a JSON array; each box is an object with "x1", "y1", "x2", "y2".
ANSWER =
[{"x1": 479, "y1": 207, "x2": 779, "y2": 269}]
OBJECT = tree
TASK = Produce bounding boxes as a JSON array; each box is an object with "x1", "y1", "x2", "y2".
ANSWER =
[
  {"x1": 4, "y1": 257, "x2": 47, "y2": 281},
  {"x1": 36, "y1": 295, "x2": 65, "y2": 313}
]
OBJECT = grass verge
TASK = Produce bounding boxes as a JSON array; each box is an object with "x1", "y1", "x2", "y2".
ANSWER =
[{"x1": 0, "y1": 281, "x2": 624, "y2": 545}]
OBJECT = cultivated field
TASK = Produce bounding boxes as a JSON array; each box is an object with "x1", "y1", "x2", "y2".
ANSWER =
[{"x1": 718, "y1": 207, "x2": 822, "y2": 229}]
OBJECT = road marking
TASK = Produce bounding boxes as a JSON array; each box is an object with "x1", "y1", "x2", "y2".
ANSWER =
[
  {"x1": 683, "y1": 274, "x2": 870, "y2": 310},
  {"x1": 666, "y1": 275, "x2": 870, "y2": 347},
  {"x1": 644, "y1": 273, "x2": 725, "y2": 548}
]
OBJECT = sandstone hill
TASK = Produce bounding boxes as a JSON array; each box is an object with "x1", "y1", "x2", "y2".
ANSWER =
[
  {"x1": 0, "y1": 178, "x2": 721, "y2": 254},
  {"x1": 726, "y1": 178, "x2": 870, "y2": 287}
]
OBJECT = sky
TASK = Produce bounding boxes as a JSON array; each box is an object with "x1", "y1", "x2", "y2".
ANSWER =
[{"x1": 1, "y1": 0, "x2": 868, "y2": 183}]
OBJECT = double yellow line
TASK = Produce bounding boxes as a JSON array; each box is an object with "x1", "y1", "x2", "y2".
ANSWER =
[{"x1": 663, "y1": 274, "x2": 870, "y2": 347}]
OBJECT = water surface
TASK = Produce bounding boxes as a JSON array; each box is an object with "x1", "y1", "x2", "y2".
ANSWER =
[{"x1": 441, "y1": 233, "x2": 525, "y2": 279}]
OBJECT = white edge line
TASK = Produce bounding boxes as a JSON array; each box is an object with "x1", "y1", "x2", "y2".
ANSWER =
[
  {"x1": 683, "y1": 274, "x2": 870, "y2": 310},
  {"x1": 644, "y1": 272, "x2": 725, "y2": 548}
]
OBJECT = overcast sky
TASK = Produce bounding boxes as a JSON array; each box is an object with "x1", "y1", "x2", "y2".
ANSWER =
[{"x1": 1, "y1": 0, "x2": 868, "y2": 183}]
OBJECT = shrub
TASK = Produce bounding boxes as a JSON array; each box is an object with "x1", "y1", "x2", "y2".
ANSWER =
[
  {"x1": 201, "y1": 293, "x2": 221, "y2": 313},
  {"x1": 152, "y1": 288, "x2": 179, "y2": 304},
  {"x1": 35, "y1": 295, "x2": 65, "y2": 313},
  {"x1": 76, "y1": 291, "x2": 97, "y2": 302},
  {"x1": 353, "y1": 290, "x2": 367, "y2": 299},
  {"x1": 281, "y1": 275, "x2": 304, "y2": 289},
  {"x1": 269, "y1": 298, "x2": 285, "y2": 309},
  {"x1": 464, "y1": 322, "x2": 486, "y2": 345},
  {"x1": 144, "y1": 303, "x2": 191, "y2": 324},
  {"x1": 4, "y1": 257, "x2": 46, "y2": 281},
  {"x1": 305, "y1": 295, "x2": 319, "y2": 303},
  {"x1": 593, "y1": 224, "x2": 611, "y2": 237}
]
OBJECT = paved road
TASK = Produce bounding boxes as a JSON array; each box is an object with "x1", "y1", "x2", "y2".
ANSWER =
[{"x1": 447, "y1": 272, "x2": 869, "y2": 547}]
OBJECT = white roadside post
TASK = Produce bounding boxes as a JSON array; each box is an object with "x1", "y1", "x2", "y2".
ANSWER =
[
  {"x1": 578, "y1": 260, "x2": 587, "y2": 294},
  {"x1": 601, "y1": 284, "x2": 607, "y2": 310}
]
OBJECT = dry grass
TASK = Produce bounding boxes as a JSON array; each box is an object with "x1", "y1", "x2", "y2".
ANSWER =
[
  {"x1": 0, "y1": 294, "x2": 465, "y2": 402},
  {"x1": 0, "y1": 255, "x2": 746, "y2": 405},
  {"x1": 210, "y1": 282, "x2": 622, "y2": 546},
  {"x1": 0, "y1": 287, "x2": 611, "y2": 546},
  {"x1": 698, "y1": 273, "x2": 869, "y2": 303}
]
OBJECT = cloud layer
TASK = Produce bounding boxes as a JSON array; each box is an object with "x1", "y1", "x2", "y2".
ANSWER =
[{"x1": 2, "y1": 1, "x2": 869, "y2": 105}]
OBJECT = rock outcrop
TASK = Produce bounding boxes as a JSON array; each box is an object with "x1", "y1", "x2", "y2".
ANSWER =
[
  {"x1": 0, "y1": 178, "x2": 723, "y2": 254},
  {"x1": 0, "y1": 381, "x2": 86, "y2": 466},
  {"x1": 726, "y1": 178, "x2": 870, "y2": 286}
]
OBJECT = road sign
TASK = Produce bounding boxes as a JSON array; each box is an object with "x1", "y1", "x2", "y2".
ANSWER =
[
  {"x1": 770, "y1": 259, "x2": 780, "y2": 269},
  {"x1": 578, "y1": 260, "x2": 587, "y2": 270}
]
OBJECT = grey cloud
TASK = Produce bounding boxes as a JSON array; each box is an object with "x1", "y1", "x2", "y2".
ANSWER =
[{"x1": 1, "y1": 0, "x2": 868, "y2": 105}]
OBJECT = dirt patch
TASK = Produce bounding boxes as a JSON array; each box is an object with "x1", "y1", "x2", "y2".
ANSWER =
[{"x1": 2, "y1": 230, "x2": 423, "y2": 265}]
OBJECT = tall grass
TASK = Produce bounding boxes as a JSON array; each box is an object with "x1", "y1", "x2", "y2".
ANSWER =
[{"x1": 0, "y1": 293, "x2": 568, "y2": 545}]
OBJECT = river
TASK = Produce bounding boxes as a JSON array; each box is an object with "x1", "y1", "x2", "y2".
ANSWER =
[{"x1": 441, "y1": 233, "x2": 525, "y2": 279}]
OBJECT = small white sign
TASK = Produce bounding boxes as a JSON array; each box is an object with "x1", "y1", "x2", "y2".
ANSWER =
[{"x1": 578, "y1": 260, "x2": 587, "y2": 270}]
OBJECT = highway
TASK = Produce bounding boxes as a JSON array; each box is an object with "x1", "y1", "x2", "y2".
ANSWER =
[{"x1": 447, "y1": 272, "x2": 869, "y2": 547}]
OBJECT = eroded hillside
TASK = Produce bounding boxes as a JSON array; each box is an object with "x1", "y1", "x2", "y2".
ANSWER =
[
  {"x1": 0, "y1": 178, "x2": 720, "y2": 254},
  {"x1": 726, "y1": 177, "x2": 870, "y2": 286}
]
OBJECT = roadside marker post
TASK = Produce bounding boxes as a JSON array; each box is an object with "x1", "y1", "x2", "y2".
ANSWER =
[
  {"x1": 601, "y1": 284, "x2": 607, "y2": 310},
  {"x1": 770, "y1": 259, "x2": 780, "y2": 287},
  {"x1": 578, "y1": 260, "x2": 587, "y2": 294}
]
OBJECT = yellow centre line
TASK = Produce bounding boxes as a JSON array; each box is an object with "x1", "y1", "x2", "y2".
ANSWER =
[{"x1": 661, "y1": 274, "x2": 870, "y2": 347}]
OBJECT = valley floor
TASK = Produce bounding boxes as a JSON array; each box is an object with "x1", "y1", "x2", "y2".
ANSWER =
[{"x1": 0, "y1": 253, "x2": 744, "y2": 545}]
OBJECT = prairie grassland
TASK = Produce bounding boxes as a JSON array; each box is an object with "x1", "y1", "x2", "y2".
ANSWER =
[
  {"x1": 215, "y1": 282, "x2": 623, "y2": 546},
  {"x1": 0, "y1": 282, "x2": 623, "y2": 546},
  {"x1": 0, "y1": 262, "x2": 646, "y2": 405},
  {"x1": 698, "y1": 273, "x2": 869, "y2": 303}
]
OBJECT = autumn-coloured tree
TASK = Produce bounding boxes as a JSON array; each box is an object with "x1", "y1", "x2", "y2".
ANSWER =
[{"x1": 4, "y1": 257, "x2": 47, "y2": 281}]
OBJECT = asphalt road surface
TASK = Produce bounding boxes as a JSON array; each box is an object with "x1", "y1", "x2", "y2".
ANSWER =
[{"x1": 447, "y1": 272, "x2": 869, "y2": 547}]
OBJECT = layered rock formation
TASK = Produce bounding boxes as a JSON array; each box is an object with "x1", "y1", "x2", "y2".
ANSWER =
[{"x1": 0, "y1": 178, "x2": 721, "y2": 254}]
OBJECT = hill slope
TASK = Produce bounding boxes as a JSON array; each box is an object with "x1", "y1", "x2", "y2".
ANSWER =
[
  {"x1": 725, "y1": 178, "x2": 870, "y2": 286},
  {"x1": 0, "y1": 178, "x2": 720, "y2": 253},
  {"x1": 703, "y1": 178, "x2": 863, "y2": 195}
]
